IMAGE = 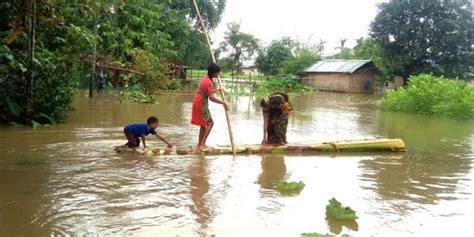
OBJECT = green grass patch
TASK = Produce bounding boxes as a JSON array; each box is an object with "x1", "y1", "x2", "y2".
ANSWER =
[{"x1": 380, "y1": 74, "x2": 474, "y2": 120}]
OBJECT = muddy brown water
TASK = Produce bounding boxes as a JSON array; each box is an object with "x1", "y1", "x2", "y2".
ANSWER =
[{"x1": 1, "y1": 89, "x2": 473, "y2": 236}]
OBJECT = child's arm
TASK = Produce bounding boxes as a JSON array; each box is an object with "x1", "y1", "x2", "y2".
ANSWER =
[
  {"x1": 141, "y1": 135, "x2": 147, "y2": 149},
  {"x1": 209, "y1": 94, "x2": 229, "y2": 110},
  {"x1": 156, "y1": 134, "x2": 173, "y2": 148}
]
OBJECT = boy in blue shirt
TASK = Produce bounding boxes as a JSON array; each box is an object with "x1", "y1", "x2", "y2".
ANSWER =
[{"x1": 117, "y1": 116, "x2": 173, "y2": 149}]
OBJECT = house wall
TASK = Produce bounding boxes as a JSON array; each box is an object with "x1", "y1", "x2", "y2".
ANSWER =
[
  {"x1": 469, "y1": 79, "x2": 474, "y2": 88},
  {"x1": 241, "y1": 67, "x2": 261, "y2": 76},
  {"x1": 300, "y1": 71, "x2": 376, "y2": 93}
]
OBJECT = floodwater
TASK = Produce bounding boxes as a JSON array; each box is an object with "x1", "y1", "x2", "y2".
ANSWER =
[{"x1": 1, "y1": 88, "x2": 473, "y2": 236}]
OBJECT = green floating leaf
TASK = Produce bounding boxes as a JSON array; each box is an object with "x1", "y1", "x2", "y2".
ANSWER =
[
  {"x1": 301, "y1": 233, "x2": 352, "y2": 237},
  {"x1": 77, "y1": 167, "x2": 90, "y2": 174},
  {"x1": 301, "y1": 233, "x2": 332, "y2": 237},
  {"x1": 326, "y1": 198, "x2": 357, "y2": 220},
  {"x1": 275, "y1": 181, "x2": 305, "y2": 194}
]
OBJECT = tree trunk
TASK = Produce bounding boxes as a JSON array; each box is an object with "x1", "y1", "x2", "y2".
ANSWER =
[
  {"x1": 89, "y1": 17, "x2": 99, "y2": 97},
  {"x1": 25, "y1": 0, "x2": 36, "y2": 123}
]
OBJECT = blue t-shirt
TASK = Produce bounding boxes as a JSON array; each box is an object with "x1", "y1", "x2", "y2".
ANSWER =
[{"x1": 124, "y1": 123, "x2": 157, "y2": 137}]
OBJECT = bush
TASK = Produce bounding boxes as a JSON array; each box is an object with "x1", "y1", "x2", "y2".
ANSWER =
[
  {"x1": 380, "y1": 74, "x2": 474, "y2": 120},
  {"x1": 158, "y1": 79, "x2": 182, "y2": 90},
  {"x1": 255, "y1": 75, "x2": 313, "y2": 95},
  {"x1": 125, "y1": 86, "x2": 157, "y2": 104},
  {"x1": 0, "y1": 46, "x2": 75, "y2": 124}
]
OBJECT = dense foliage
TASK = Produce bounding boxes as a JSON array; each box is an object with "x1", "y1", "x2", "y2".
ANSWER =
[
  {"x1": 256, "y1": 39, "x2": 292, "y2": 75},
  {"x1": 219, "y1": 21, "x2": 260, "y2": 74},
  {"x1": 256, "y1": 37, "x2": 323, "y2": 75},
  {"x1": 329, "y1": 37, "x2": 391, "y2": 82},
  {"x1": 223, "y1": 74, "x2": 312, "y2": 96},
  {"x1": 370, "y1": 0, "x2": 474, "y2": 81},
  {"x1": 380, "y1": 74, "x2": 474, "y2": 120},
  {"x1": 0, "y1": 0, "x2": 226, "y2": 124}
]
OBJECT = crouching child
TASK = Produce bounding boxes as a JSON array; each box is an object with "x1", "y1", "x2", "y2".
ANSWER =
[{"x1": 117, "y1": 116, "x2": 173, "y2": 150}]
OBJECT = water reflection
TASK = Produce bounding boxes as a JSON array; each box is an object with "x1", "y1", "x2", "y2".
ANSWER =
[
  {"x1": 325, "y1": 212, "x2": 359, "y2": 235},
  {"x1": 0, "y1": 89, "x2": 473, "y2": 236},
  {"x1": 258, "y1": 155, "x2": 287, "y2": 190},
  {"x1": 189, "y1": 156, "x2": 213, "y2": 236},
  {"x1": 362, "y1": 110, "x2": 474, "y2": 204}
]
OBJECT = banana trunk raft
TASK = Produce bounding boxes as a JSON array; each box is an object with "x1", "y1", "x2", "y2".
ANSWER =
[{"x1": 114, "y1": 138, "x2": 406, "y2": 156}]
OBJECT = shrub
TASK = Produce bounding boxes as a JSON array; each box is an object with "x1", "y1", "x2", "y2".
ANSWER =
[
  {"x1": 380, "y1": 74, "x2": 474, "y2": 120},
  {"x1": 254, "y1": 75, "x2": 313, "y2": 95},
  {"x1": 0, "y1": 46, "x2": 75, "y2": 124}
]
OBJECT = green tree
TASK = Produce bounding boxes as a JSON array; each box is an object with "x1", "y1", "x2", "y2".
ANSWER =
[
  {"x1": 168, "y1": 0, "x2": 226, "y2": 31},
  {"x1": 257, "y1": 37, "x2": 323, "y2": 75},
  {"x1": 283, "y1": 38, "x2": 324, "y2": 75},
  {"x1": 370, "y1": 0, "x2": 474, "y2": 82},
  {"x1": 353, "y1": 37, "x2": 390, "y2": 82},
  {"x1": 1, "y1": 0, "x2": 77, "y2": 124},
  {"x1": 256, "y1": 39, "x2": 292, "y2": 75},
  {"x1": 0, "y1": 0, "x2": 227, "y2": 125},
  {"x1": 220, "y1": 21, "x2": 260, "y2": 74}
]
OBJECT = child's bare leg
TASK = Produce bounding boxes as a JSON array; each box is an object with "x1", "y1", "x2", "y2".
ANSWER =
[
  {"x1": 197, "y1": 126, "x2": 205, "y2": 147},
  {"x1": 200, "y1": 121, "x2": 214, "y2": 149}
]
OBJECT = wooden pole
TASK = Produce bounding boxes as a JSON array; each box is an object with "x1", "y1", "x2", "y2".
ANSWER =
[
  {"x1": 192, "y1": 0, "x2": 236, "y2": 155},
  {"x1": 25, "y1": 0, "x2": 36, "y2": 123}
]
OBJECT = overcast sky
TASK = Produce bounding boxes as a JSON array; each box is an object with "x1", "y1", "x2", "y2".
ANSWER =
[{"x1": 211, "y1": 0, "x2": 386, "y2": 56}]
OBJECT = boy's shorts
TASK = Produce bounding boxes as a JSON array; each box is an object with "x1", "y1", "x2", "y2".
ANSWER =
[{"x1": 125, "y1": 132, "x2": 140, "y2": 148}]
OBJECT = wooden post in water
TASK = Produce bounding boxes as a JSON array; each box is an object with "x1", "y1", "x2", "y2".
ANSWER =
[{"x1": 192, "y1": 0, "x2": 236, "y2": 155}]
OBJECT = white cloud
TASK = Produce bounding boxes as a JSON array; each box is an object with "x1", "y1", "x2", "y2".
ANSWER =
[{"x1": 211, "y1": 0, "x2": 385, "y2": 56}]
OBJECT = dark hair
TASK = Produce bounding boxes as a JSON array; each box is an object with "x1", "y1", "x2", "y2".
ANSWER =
[
  {"x1": 147, "y1": 116, "x2": 159, "y2": 125},
  {"x1": 207, "y1": 63, "x2": 221, "y2": 77},
  {"x1": 269, "y1": 94, "x2": 284, "y2": 106},
  {"x1": 271, "y1": 92, "x2": 289, "y2": 102}
]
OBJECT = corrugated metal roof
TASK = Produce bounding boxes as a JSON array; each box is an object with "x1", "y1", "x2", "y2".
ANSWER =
[{"x1": 303, "y1": 59, "x2": 372, "y2": 73}]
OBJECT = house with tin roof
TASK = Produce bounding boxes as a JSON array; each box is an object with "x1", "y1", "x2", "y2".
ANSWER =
[{"x1": 299, "y1": 59, "x2": 378, "y2": 93}]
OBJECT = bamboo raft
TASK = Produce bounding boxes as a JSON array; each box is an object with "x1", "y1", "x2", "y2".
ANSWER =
[{"x1": 114, "y1": 138, "x2": 406, "y2": 156}]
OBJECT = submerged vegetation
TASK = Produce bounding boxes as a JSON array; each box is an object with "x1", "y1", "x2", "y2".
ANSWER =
[
  {"x1": 380, "y1": 74, "x2": 474, "y2": 120},
  {"x1": 301, "y1": 233, "x2": 351, "y2": 237},
  {"x1": 326, "y1": 198, "x2": 357, "y2": 220},
  {"x1": 275, "y1": 180, "x2": 305, "y2": 195}
]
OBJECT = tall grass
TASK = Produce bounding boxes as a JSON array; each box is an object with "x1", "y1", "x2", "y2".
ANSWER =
[{"x1": 380, "y1": 74, "x2": 474, "y2": 120}]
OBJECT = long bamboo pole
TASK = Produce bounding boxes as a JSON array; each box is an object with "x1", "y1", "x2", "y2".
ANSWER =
[{"x1": 192, "y1": 0, "x2": 236, "y2": 155}]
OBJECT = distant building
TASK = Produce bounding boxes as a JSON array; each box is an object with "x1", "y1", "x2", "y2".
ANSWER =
[
  {"x1": 469, "y1": 68, "x2": 474, "y2": 88},
  {"x1": 241, "y1": 65, "x2": 261, "y2": 76},
  {"x1": 299, "y1": 59, "x2": 378, "y2": 93}
]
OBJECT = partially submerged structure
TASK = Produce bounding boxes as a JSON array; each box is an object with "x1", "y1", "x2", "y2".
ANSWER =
[{"x1": 299, "y1": 59, "x2": 378, "y2": 93}]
